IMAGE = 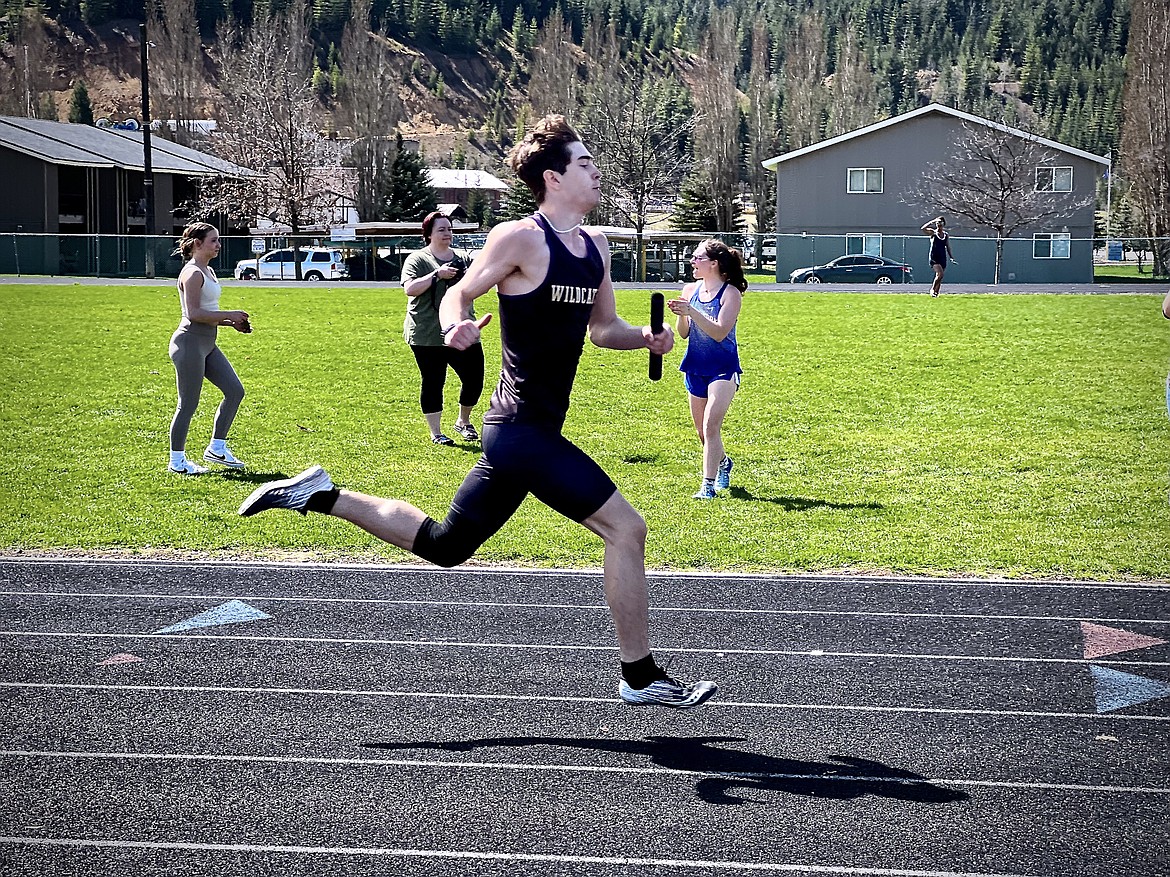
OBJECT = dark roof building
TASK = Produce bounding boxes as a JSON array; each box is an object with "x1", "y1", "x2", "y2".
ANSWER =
[
  {"x1": 0, "y1": 116, "x2": 253, "y2": 275},
  {"x1": 0, "y1": 115, "x2": 252, "y2": 235}
]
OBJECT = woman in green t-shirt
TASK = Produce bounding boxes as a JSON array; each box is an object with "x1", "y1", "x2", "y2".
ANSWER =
[{"x1": 400, "y1": 211, "x2": 485, "y2": 445}]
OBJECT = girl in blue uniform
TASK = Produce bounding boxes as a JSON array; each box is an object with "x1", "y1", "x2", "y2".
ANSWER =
[{"x1": 669, "y1": 239, "x2": 746, "y2": 499}]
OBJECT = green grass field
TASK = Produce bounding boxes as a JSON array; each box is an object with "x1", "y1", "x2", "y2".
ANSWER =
[
  {"x1": 1, "y1": 282, "x2": 1166, "y2": 579},
  {"x1": 1093, "y1": 262, "x2": 1169, "y2": 282}
]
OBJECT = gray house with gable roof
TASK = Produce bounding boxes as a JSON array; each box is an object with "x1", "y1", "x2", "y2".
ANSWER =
[
  {"x1": 763, "y1": 104, "x2": 1109, "y2": 283},
  {"x1": 0, "y1": 116, "x2": 252, "y2": 275}
]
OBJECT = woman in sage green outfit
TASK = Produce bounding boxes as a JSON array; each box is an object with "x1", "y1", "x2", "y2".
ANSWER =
[{"x1": 400, "y1": 211, "x2": 485, "y2": 446}]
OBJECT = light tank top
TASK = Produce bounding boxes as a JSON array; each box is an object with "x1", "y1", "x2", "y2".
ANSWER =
[{"x1": 178, "y1": 262, "x2": 222, "y2": 319}]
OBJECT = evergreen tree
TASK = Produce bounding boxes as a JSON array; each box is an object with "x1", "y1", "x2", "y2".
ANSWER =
[
  {"x1": 465, "y1": 188, "x2": 491, "y2": 228},
  {"x1": 68, "y1": 80, "x2": 93, "y2": 124},
  {"x1": 378, "y1": 133, "x2": 437, "y2": 221},
  {"x1": 81, "y1": 0, "x2": 113, "y2": 25},
  {"x1": 669, "y1": 169, "x2": 718, "y2": 233},
  {"x1": 1019, "y1": 38, "x2": 1043, "y2": 101},
  {"x1": 38, "y1": 93, "x2": 59, "y2": 121},
  {"x1": 312, "y1": 61, "x2": 330, "y2": 99},
  {"x1": 497, "y1": 177, "x2": 537, "y2": 222}
]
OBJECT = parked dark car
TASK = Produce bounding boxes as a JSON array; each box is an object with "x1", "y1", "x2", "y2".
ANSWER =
[
  {"x1": 610, "y1": 249, "x2": 692, "y2": 283},
  {"x1": 789, "y1": 255, "x2": 913, "y2": 284},
  {"x1": 343, "y1": 252, "x2": 402, "y2": 281}
]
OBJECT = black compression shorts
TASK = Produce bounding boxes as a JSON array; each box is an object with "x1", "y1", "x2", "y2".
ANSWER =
[{"x1": 412, "y1": 422, "x2": 617, "y2": 566}]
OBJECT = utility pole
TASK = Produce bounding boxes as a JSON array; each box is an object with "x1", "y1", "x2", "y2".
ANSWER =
[
  {"x1": 140, "y1": 22, "x2": 156, "y2": 278},
  {"x1": 1104, "y1": 150, "x2": 1112, "y2": 239}
]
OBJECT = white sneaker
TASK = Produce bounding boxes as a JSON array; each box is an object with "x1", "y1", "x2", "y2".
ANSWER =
[
  {"x1": 204, "y1": 446, "x2": 245, "y2": 469},
  {"x1": 238, "y1": 465, "x2": 334, "y2": 517},
  {"x1": 619, "y1": 675, "x2": 718, "y2": 709},
  {"x1": 168, "y1": 459, "x2": 209, "y2": 475}
]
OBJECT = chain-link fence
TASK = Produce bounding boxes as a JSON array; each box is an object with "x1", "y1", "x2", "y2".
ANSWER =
[{"x1": 1, "y1": 232, "x2": 1166, "y2": 283}]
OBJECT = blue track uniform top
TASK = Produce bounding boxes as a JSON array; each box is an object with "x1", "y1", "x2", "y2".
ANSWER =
[
  {"x1": 484, "y1": 214, "x2": 605, "y2": 430},
  {"x1": 678, "y1": 281, "x2": 741, "y2": 377}
]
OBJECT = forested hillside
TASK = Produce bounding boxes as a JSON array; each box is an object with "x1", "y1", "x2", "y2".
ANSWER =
[
  {"x1": 2, "y1": 0, "x2": 1128, "y2": 156},
  {"x1": 0, "y1": 0, "x2": 1136, "y2": 236}
]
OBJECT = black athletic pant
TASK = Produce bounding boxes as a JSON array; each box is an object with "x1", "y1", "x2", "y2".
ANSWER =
[{"x1": 410, "y1": 343, "x2": 485, "y2": 414}]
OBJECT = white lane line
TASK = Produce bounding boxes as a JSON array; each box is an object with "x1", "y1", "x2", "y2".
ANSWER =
[
  {"x1": 0, "y1": 835, "x2": 1036, "y2": 876},
  {"x1": 2, "y1": 629, "x2": 1167, "y2": 666},
  {"x1": 2, "y1": 590, "x2": 1167, "y2": 626},
  {"x1": 2, "y1": 749, "x2": 1165, "y2": 796},
  {"x1": 5, "y1": 682, "x2": 1168, "y2": 721},
  {"x1": 2, "y1": 554, "x2": 1166, "y2": 590}
]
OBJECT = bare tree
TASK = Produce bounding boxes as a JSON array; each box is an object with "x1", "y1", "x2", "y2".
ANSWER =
[
  {"x1": 1119, "y1": 0, "x2": 1170, "y2": 276},
  {"x1": 202, "y1": 0, "x2": 342, "y2": 275},
  {"x1": 11, "y1": 8, "x2": 56, "y2": 119},
  {"x1": 147, "y1": 0, "x2": 204, "y2": 145},
  {"x1": 691, "y1": 5, "x2": 741, "y2": 233},
  {"x1": 827, "y1": 22, "x2": 880, "y2": 138},
  {"x1": 341, "y1": 0, "x2": 404, "y2": 223},
  {"x1": 746, "y1": 18, "x2": 780, "y2": 265},
  {"x1": 783, "y1": 11, "x2": 828, "y2": 150},
  {"x1": 579, "y1": 25, "x2": 692, "y2": 280},
  {"x1": 527, "y1": 8, "x2": 583, "y2": 120},
  {"x1": 0, "y1": 65, "x2": 19, "y2": 116},
  {"x1": 905, "y1": 120, "x2": 1093, "y2": 283}
]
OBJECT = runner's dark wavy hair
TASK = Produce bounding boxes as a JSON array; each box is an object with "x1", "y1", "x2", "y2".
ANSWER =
[
  {"x1": 507, "y1": 114, "x2": 582, "y2": 204},
  {"x1": 699, "y1": 239, "x2": 748, "y2": 292}
]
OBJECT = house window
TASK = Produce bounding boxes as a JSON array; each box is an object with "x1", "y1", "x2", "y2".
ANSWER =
[
  {"x1": 1035, "y1": 166, "x2": 1073, "y2": 192},
  {"x1": 846, "y1": 234, "x2": 882, "y2": 256},
  {"x1": 1033, "y1": 233, "x2": 1071, "y2": 259},
  {"x1": 847, "y1": 168, "x2": 883, "y2": 193}
]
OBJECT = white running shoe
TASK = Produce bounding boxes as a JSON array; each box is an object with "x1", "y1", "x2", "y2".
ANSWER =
[
  {"x1": 203, "y1": 446, "x2": 246, "y2": 469},
  {"x1": 619, "y1": 676, "x2": 718, "y2": 709},
  {"x1": 238, "y1": 465, "x2": 334, "y2": 517},
  {"x1": 168, "y1": 459, "x2": 209, "y2": 475}
]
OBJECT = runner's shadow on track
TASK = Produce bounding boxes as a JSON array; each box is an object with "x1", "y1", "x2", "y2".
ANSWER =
[
  {"x1": 363, "y1": 735, "x2": 966, "y2": 807},
  {"x1": 725, "y1": 487, "x2": 884, "y2": 511}
]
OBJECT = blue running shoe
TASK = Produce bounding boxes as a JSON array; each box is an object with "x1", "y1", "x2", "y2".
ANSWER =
[
  {"x1": 238, "y1": 465, "x2": 334, "y2": 517},
  {"x1": 716, "y1": 455, "x2": 733, "y2": 490},
  {"x1": 693, "y1": 481, "x2": 717, "y2": 500}
]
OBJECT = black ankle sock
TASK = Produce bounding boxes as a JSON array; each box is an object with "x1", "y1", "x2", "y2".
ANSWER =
[
  {"x1": 304, "y1": 487, "x2": 340, "y2": 515},
  {"x1": 621, "y1": 653, "x2": 668, "y2": 689}
]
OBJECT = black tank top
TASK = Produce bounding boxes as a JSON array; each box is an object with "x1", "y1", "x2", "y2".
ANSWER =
[
  {"x1": 930, "y1": 231, "x2": 948, "y2": 263},
  {"x1": 484, "y1": 214, "x2": 605, "y2": 429}
]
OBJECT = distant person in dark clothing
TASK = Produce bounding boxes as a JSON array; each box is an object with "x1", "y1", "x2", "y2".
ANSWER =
[
  {"x1": 922, "y1": 216, "x2": 956, "y2": 297},
  {"x1": 238, "y1": 114, "x2": 716, "y2": 710}
]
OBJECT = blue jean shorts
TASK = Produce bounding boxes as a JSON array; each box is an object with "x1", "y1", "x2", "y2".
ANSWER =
[{"x1": 683, "y1": 371, "x2": 741, "y2": 398}]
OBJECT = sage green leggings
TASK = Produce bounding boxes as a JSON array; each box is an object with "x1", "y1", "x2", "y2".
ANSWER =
[{"x1": 168, "y1": 323, "x2": 244, "y2": 452}]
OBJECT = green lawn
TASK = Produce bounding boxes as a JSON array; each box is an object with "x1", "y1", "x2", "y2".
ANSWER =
[
  {"x1": 1093, "y1": 262, "x2": 1169, "y2": 282},
  {"x1": 1, "y1": 283, "x2": 1166, "y2": 579}
]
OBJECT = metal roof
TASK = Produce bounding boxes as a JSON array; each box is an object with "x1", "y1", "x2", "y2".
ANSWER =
[
  {"x1": 0, "y1": 116, "x2": 254, "y2": 176},
  {"x1": 427, "y1": 167, "x2": 509, "y2": 191},
  {"x1": 762, "y1": 103, "x2": 1110, "y2": 170}
]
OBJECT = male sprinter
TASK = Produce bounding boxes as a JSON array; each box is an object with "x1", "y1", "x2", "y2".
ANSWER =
[{"x1": 239, "y1": 115, "x2": 717, "y2": 709}]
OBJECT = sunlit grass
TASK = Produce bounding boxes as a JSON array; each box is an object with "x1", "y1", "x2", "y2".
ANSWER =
[{"x1": 1, "y1": 283, "x2": 1166, "y2": 579}]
